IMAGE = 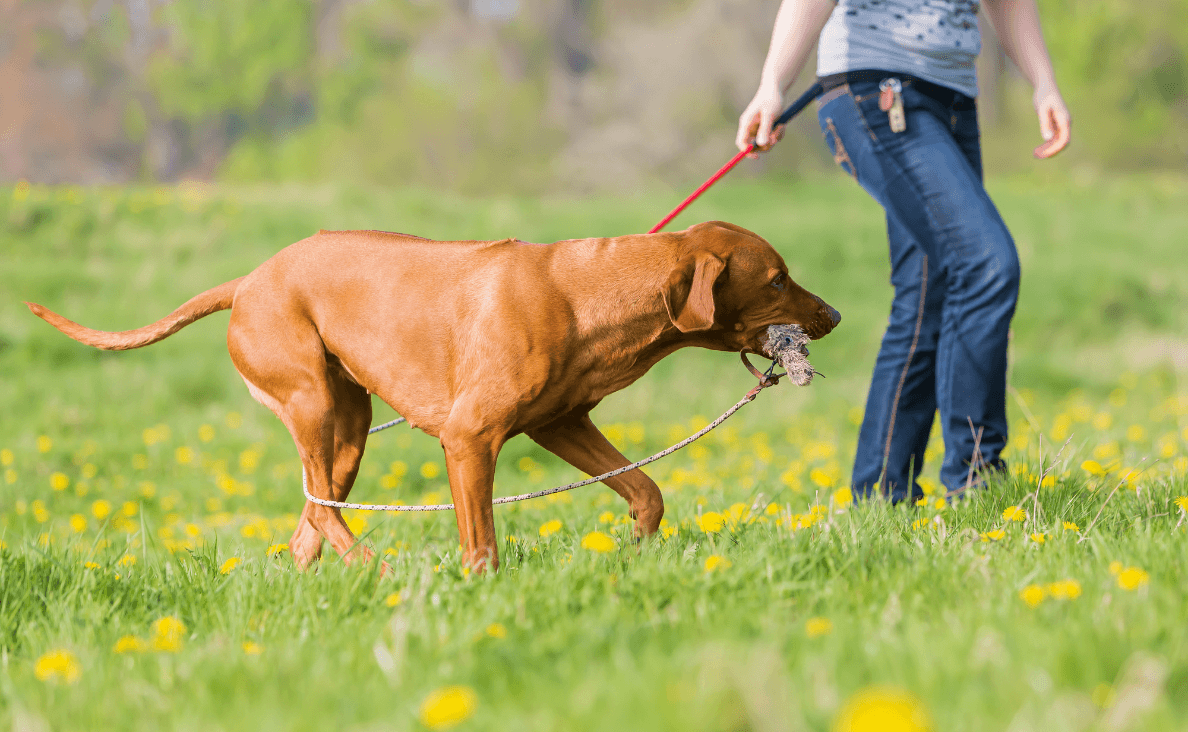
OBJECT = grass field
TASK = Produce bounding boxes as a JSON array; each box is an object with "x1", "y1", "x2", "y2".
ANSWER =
[{"x1": 1, "y1": 173, "x2": 1187, "y2": 731}]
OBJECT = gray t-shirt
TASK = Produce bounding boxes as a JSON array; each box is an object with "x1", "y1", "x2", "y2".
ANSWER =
[{"x1": 816, "y1": 0, "x2": 981, "y2": 97}]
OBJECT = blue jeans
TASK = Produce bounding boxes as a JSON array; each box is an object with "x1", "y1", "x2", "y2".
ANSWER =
[{"x1": 816, "y1": 76, "x2": 1019, "y2": 501}]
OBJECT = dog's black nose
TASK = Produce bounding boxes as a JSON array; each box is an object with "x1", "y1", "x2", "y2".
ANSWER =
[{"x1": 827, "y1": 305, "x2": 841, "y2": 327}]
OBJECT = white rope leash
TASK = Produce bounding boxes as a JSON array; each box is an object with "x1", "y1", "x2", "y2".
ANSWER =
[{"x1": 302, "y1": 375, "x2": 779, "y2": 512}]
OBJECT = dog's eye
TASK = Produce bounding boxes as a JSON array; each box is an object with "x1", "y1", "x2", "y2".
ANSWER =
[{"x1": 770, "y1": 274, "x2": 785, "y2": 291}]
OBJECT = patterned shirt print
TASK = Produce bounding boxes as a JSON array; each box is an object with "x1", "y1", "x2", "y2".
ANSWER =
[{"x1": 817, "y1": 0, "x2": 982, "y2": 97}]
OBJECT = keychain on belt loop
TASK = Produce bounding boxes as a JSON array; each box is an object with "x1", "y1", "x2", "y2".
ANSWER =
[{"x1": 879, "y1": 78, "x2": 907, "y2": 133}]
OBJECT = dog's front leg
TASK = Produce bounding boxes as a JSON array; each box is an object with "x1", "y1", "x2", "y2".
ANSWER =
[
  {"x1": 440, "y1": 414, "x2": 503, "y2": 573},
  {"x1": 527, "y1": 413, "x2": 664, "y2": 537}
]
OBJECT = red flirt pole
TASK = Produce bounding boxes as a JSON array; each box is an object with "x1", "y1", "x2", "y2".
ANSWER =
[
  {"x1": 650, "y1": 82, "x2": 823, "y2": 234},
  {"x1": 649, "y1": 145, "x2": 754, "y2": 234}
]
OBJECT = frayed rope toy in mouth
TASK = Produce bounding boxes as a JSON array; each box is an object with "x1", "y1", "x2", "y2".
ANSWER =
[
  {"x1": 762, "y1": 324, "x2": 818, "y2": 386},
  {"x1": 302, "y1": 324, "x2": 815, "y2": 512}
]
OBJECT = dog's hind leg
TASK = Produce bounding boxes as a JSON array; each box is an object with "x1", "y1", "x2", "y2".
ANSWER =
[
  {"x1": 286, "y1": 369, "x2": 375, "y2": 569},
  {"x1": 228, "y1": 313, "x2": 374, "y2": 568},
  {"x1": 527, "y1": 413, "x2": 664, "y2": 537}
]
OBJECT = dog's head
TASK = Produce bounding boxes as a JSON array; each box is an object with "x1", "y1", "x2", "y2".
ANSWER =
[{"x1": 662, "y1": 221, "x2": 840, "y2": 355}]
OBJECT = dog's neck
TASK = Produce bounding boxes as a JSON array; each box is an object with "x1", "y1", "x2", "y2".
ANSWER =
[{"x1": 550, "y1": 233, "x2": 720, "y2": 397}]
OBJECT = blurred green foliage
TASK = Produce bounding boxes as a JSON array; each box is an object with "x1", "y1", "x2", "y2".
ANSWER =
[
  {"x1": 1036, "y1": 0, "x2": 1187, "y2": 168},
  {"x1": 7, "y1": 0, "x2": 1187, "y2": 187}
]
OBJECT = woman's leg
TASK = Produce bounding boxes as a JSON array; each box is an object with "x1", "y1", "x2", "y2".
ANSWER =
[{"x1": 818, "y1": 80, "x2": 1019, "y2": 499}]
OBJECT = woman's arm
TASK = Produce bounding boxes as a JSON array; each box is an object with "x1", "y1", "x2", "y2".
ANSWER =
[
  {"x1": 983, "y1": 0, "x2": 1071, "y2": 158},
  {"x1": 735, "y1": 0, "x2": 836, "y2": 153}
]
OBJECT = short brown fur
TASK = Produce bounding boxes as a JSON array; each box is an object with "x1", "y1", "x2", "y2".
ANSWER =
[{"x1": 27, "y1": 221, "x2": 838, "y2": 571}]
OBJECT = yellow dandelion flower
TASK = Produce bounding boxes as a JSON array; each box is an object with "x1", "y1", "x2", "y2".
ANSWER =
[
  {"x1": 1108, "y1": 561, "x2": 1123, "y2": 575},
  {"x1": 0, "y1": 448, "x2": 12, "y2": 466},
  {"x1": 1019, "y1": 584, "x2": 1045, "y2": 608},
  {"x1": 915, "y1": 497, "x2": 929, "y2": 507},
  {"x1": 219, "y1": 557, "x2": 242, "y2": 575},
  {"x1": 113, "y1": 635, "x2": 147, "y2": 654},
  {"x1": 538, "y1": 519, "x2": 562, "y2": 537},
  {"x1": 696, "y1": 511, "x2": 725, "y2": 534},
  {"x1": 809, "y1": 468, "x2": 834, "y2": 488},
  {"x1": 34, "y1": 650, "x2": 81, "y2": 684},
  {"x1": 419, "y1": 685, "x2": 477, "y2": 730},
  {"x1": 934, "y1": 498, "x2": 947, "y2": 510},
  {"x1": 485, "y1": 623, "x2": 507, "y2": 639},
  {"x1": 832, "y1": 487, "x2": 853, "y2": 508},
  {"x1": 580, "y1": 531, "x2": 615, "y2": 554},
  {"x1": 1080, "y1": 460, "x2": 1106, "y2": 477},
  {"x1": 1116, "y1": 567, "x2": 1149, "y2": 591},
  {"x1": 420, "y1": 462, "x2": 440, "y2": 479},
  {"x1": 385, "y1": 592, "x2": 403, "y2": 608},
  {"x1": 764, "y1": 502, "x2": 780, "y2": 516},
  {"x1": 1176, "y1": 496, "x2": 1188, "y2": 514},
  {"x1": 122, "y1": 501, "x2": 138, "y2": 517},
  {"x1": 1046, "y1": 579, "x2": 1082, "y2": 600},
  {"x1": 1117, "y1": 466, "x2": 1142, "y2": 484},
  {"x1": 1002, "y1": 505, "x2": 1025, "y2": 521},
  {"x1": 198, "y1": 424, "x2": 215, "y2": 442},
  {"x1": 1060, "y1": 521, "x2": 1079, "y2": 533},
  {"x1": 805, "y1": 617, "x2": 833, "y2": 638},
  {"x1": 83, "y1": 561, "x2": 100, "y2": 570},
  {"x1": 37, "y1": 435, "x2": 53, "y2": 453},
  {"x1": 242, "y1": 641, "x2": 264, "y2": 655},
  {"x1": 69, "y1": 514, "x2": 88, "y2": 533},
  {"x1": 49, "y1": 472, "x2": 70, "y2": 491},
  {"x1": 267, "y1": 543, "x2": 289, "y2": 556},
  {"x1": 4, "y1": 469, "x2": 15, "y2": 485},
  {"x1": 117, "y1": 554, "x2": 137, "y2": 568},
  {"x1": 225, "y1": 412, "x2": 242, "y2": 429},
  {"x1": 597, "y1": 511, "x2": 615, "y2": 524},
  {"x1": 1126, "y1": 425, "x2": 1146, "y2": 442},
  {"x1": 175, "y1": 446, "x2": 194, "y2": 465},
  {"x1": 704, "y1": 555, "x2": 732, "y2": 573},
  {"x1": 980, "y1": 529, "x2": 1006, "y2": 542},
  {"x1": 1040, "y1": 474, "x2": 1055, "y2": 489},
  {"x1": 81, "y1": 462, "x2": 97, "y2": 479},
  {"x1": 239, "y1": 449, "x2": 259, "y2": 473},
  {"x1": 92, "y1": 499, "x2": 112, "y2": 520},
  {"x1": 726, "y1": 503, "x2": 750, "y2": 525},
  {"x1": 150, "y1": 616, "x2": 186, "y2": 652},
  {"x1": 833, "y1": 686, "x2": 933, "y2": 732},
  {"x1": 1030, "y1": 533, "x2": 1046, "y2": 544}
]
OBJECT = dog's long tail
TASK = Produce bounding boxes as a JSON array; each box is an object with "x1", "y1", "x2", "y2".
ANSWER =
[{"x1": 25, "y1": 277, "x2": 245, "y2": 351}]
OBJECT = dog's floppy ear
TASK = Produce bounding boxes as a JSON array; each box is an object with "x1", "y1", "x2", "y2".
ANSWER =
[{"x1": 663, "y1": 251, "x2": 726, "y2": 332}]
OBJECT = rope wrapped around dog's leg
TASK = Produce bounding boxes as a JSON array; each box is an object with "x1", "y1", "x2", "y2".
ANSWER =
[{"x1": 302, "y1": 356, "x2": 783, "y2": 513}]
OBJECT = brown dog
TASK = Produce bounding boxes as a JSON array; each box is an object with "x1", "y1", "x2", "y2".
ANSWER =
[{"x1": 27, "y1": 221, "x2": 839, "y2": 571}]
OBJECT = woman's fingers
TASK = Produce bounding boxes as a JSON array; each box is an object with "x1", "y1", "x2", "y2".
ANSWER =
[
  {"x1": 1033, "y1": 95, "x2": 1071, "y2": 159},
  {"x1": 737, "y1": 86, "x2": 784, "y2": 155}
]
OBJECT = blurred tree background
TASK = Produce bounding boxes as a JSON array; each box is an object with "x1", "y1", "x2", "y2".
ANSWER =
[{"x1": 1, "y1": 0, "x2": 1185, "y2": 192}]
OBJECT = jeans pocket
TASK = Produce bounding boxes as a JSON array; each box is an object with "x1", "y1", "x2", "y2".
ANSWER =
[{"x1": 823, "y1": 117, "x2": 857, "y2": 180}]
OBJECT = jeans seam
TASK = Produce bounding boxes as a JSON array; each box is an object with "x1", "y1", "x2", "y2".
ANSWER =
[
  {"x1": 845, "y1": 91, "x2": 882, "y2": 145},
  {"x1": 878, "y1": 254, "x2": 929, "y2": 493},
  {"x1": 824, "y1": 118, "x2": 857, "y2": 180}
]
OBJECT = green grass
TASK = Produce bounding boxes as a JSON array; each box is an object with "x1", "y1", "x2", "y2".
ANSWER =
[{"x1": 1, "y1": 175, "x2": 1187, "y2": 731}]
